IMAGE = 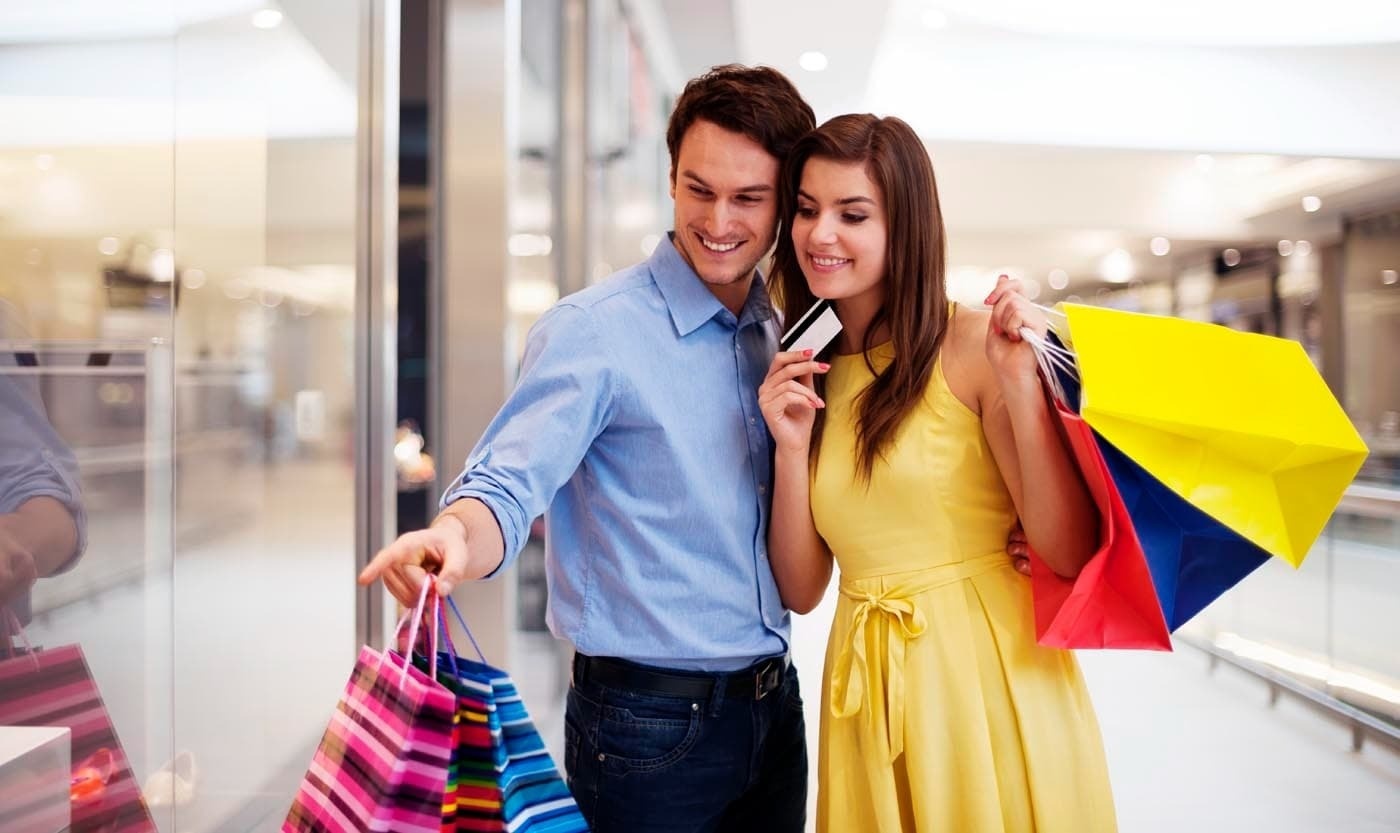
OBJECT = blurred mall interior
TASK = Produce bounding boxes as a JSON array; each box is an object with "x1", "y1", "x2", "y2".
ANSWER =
[{"x1": 0, "y1": 1, "x2": 1398, "y2": 830}]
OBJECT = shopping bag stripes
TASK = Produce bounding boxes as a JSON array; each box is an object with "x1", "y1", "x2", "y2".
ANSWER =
[
  {"x1": 422, "y1": 646, "x2": 507, "y2": 831},
  {"x1": 284, "y1": 582, "x2": 456, "y2": 833},
  {"x1": 449, "y1": 682, "x2": 507, "y2": 831},
  {"x1": 440, "y1": 598, "x2": 589, "y2": 833},
  {"x1": 0, "y1": 619, "x2": 157, "y2": 833}
]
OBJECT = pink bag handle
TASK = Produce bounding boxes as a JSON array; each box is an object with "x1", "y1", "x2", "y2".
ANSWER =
[
  {"x1": 386, "y1": 576, "x2": 439, "y2": 688},
  {"x1": 2, "y1": 607, "x2": 41, "y2": 670}
]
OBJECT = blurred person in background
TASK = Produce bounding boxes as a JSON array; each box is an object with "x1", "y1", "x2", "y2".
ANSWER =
[
  {"x1": 0, "y1": 299, "x2": 87, "y2": 630},
  {"x1": 762, "y1": 114, "x2": 1114, "y2": 832}
]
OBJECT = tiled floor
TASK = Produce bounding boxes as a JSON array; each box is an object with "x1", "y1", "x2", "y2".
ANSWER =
[{"x1": 513, "y1": 582, "x2": 1400, "y2": 832}]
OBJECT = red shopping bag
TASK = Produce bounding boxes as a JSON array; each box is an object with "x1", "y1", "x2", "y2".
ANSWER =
[
  {"x1": 0, "y1": 617, "x2": 157, "y2": 833},
  {"x1": 1030, "y1": 395, "x2": 1173, "y2": 650}
]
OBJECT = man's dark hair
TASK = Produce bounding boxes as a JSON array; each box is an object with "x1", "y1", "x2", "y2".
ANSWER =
[{"x1": 665, "y1": 64, "x2": 815, "y2": 177}]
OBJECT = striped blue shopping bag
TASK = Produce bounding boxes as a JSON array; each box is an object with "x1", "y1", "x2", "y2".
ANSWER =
[{"x1": 428, "y1": 598, "x2": 589, "y2": 833}]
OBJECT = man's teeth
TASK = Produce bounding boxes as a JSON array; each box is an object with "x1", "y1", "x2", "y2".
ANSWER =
[
  {"x1": 812, "y1": 256, "x2": 848, "y2": 267},
  {"x1": 701, "y1": 237, "x2": 741, "y2": 253}
]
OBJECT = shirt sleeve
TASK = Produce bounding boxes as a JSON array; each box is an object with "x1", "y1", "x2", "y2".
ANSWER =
[
  {"x1": 0, "y1": 379, "x2": 88, "y2": 571},
  {"x1": 439, "y1": 303, "x2": 620, "y2": 576}
]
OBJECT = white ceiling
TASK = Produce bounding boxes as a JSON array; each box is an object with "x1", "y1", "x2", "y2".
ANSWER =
[
  {"x1": 925, "y1": 0, "x2": 1400, "y2": 47},
  {"x1": 675, "y1": 0, "x2": 1400, "y2": 292},
  {"x1": 4, "y1": 1, "x2": 1400, "y2": 299}
]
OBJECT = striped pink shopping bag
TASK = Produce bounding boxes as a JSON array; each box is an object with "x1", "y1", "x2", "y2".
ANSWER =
[
  {"x1": 0, "y1": 616, "x2": 157, "y2": 833},
  {"x1": 284, "y1": 581, "x2": 456, "y2": 833}
]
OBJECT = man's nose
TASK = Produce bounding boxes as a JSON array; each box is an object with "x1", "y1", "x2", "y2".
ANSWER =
[{"x1": 704, "y1": 201, "x2": 733, "y2": 237}]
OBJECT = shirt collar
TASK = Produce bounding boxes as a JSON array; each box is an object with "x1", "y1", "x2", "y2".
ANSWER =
[{"x1": 650, "y1": 233, "x2": 775, "y2": 336}]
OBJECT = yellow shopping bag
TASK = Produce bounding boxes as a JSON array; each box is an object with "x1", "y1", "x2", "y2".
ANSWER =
[{"x1": 1058, "y1": 304, "x2": 1368, "y2": 568}]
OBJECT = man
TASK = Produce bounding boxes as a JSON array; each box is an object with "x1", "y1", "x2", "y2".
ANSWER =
[{"x1": 361, "y1": 65, "x2": 1031, "y2": 832}]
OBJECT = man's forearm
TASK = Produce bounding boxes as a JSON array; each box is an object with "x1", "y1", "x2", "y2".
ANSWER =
[
  {"x1": 0, "y1": 497, "x2": 79, "y2": 577},
  {"x1": 434, "y1": 497, "x2": 507, "y2": 580}
]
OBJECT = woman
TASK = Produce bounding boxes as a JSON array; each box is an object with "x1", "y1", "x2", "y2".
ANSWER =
[{"x1": 760, "y1": 114, "x2": 1116, "y2": 831}]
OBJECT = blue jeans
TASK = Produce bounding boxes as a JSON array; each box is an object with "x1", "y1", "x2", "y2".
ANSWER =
[{"x1": 563, "y1": 657, "x2": 808, "y2": 833}]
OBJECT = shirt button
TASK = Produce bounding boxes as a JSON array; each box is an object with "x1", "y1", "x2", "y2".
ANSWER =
[
  {"x1": 758, "y1": 484, "x2": 768, "y2": 495},
  {"x1": 749, "y1": 417, "x2": 756, "y2": 425}
]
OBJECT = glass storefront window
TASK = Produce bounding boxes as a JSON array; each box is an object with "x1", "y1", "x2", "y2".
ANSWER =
[{"x1": 2, "y1": 5, "x2": 369, "y2": 829}]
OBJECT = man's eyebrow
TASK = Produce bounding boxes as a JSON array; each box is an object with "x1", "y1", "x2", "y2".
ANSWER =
[
  {"x1": 682, "y1": 171, "x2": 773, "y2": 194},
  {"x1": 797, "y1": 189, "x2": 876, "y2": 206}
]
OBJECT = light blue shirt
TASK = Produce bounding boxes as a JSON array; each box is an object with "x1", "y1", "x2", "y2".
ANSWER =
[{"x1": 442, "y1": 234, "x2": 787, "y2": 670}]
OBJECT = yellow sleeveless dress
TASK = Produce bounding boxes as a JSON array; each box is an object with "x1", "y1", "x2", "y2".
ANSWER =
[{"x1": 810, "y1": 339, "x2": 1117, "y2": 832}]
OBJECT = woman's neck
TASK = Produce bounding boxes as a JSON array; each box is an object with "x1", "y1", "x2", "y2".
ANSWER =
[{"x1": 834, "y1": 292, "x2": 887, "y2": 355}]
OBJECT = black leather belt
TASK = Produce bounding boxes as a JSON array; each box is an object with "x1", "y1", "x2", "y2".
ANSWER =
[{"x1": 572, "y1": 653, "x2": 787, "y2": 701}]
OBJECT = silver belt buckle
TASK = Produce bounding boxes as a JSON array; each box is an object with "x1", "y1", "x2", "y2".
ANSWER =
[{"x1": 754, "y1": 659, "x2": 781, "y2": 701}]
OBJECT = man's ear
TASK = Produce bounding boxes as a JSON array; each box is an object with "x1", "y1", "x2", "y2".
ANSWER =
[{"x1": 668, "y1": 168, "x2": 677, "y2": 200}]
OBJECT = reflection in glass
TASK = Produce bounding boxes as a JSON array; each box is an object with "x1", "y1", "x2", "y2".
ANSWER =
[{"x1": 1, "y1": 4, "x2": 361, "y2": 829}]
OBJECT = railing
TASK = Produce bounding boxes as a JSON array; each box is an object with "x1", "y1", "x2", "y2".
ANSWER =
[
  {"x1": 1180, "y1": 481, "x2": 1400, "y2": 754},
  {"x1": 1178, "y1": 632, "x2": 1400, "y2": 754}
]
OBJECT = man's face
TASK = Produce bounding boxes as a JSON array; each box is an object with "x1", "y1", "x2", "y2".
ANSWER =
[{"x1": 669, "y1": 120, "x2": 781, "y2": 301}]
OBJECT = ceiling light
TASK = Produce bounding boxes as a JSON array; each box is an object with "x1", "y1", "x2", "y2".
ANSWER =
[
  {"x1": 149, "y1": 248, "x2": 175, "y2": 282},
  {"x1": 252, "y1": 9, "x2": 283, "y2": 29},
  {"x1": 1295, "y1": 240, "x2": 1312, "y2": 257},
  {"x1": 1150, "y1": 236, "x2": 1171, "y2": 256},
  {"x1": 1100, "y1": 249, "x2": 1134, "y2": 284},
  {"x1": 1278, "y1": 240, "x2": 1294, "y2": 257},
  {"x1": 799, "y1": 51, "x2": 829, "y2": 72},
  {"x1": 1383, "y1": 269, "x2": 1398, "y2": 286},
  {"x1": 1048, "y1": 268, "x2": 1069, "y2": 290},
  {"x1": 1222, "y1": 248, "x2": 1242, "y2": 268},
  {"x1": 98, "y1": 236, "x2": 120, "y2": 256},
  {"x1": 1302, "y1": 195, "x2": 1322, "y2": 213}
]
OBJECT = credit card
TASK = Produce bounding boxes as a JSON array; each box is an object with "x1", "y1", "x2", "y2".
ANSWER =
[{"x1": 780, "y1": 298, "x2": 843, "y2": 355}]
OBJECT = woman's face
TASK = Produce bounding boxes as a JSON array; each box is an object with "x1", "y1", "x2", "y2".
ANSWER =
[{"x1": 790, "y1": 157, "x2": 888, "y2": 311}]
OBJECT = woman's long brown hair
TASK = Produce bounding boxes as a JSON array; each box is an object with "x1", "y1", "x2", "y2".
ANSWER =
[{"x1": 770, "y1": 114, "x2": 949, "y2": 480}]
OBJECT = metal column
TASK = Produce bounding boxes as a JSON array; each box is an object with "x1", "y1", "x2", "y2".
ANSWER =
[
  {"x1": 434, "y1": 0, "x2": 521, "y2": 663},
  {"x1": 355, "y1": 0, "x2": 401, "y2": 650}
]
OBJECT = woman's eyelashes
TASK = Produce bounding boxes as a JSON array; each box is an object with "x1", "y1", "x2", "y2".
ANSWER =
[{"x1": 795, "y1": 205, "x2": 869, "y2": 224}]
